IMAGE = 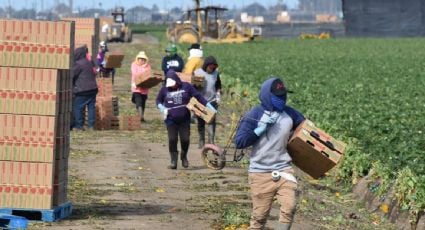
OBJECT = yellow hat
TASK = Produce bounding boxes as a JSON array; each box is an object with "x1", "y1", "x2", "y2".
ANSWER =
[{"x1": 136, "y1": 51, "x2": 148, "y2": 61}]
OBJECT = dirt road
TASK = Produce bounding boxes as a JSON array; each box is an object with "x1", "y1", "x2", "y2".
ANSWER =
[{"x1": 30, "y1": 34, "x2": 396, "y2": 230}]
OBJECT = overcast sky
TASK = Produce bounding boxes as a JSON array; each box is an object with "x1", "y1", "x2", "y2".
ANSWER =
[{"x1": 5, "y1": 0, "x2": 299, "y2": 11}]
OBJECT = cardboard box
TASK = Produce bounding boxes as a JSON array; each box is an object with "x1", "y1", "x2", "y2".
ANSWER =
[
  {"x1": 0, "y1": 19, "x2": 75, "y2": 69},
  {"x1": 176, "y1": 72, "x2": 192, "y2": 83},
  {"x1": 0, "y1": 114, "x2": 70, "y2": 162},
  {"x1": 61, "y1": 17, "x2": 99, "y2": 56},
  {"x1": 118, "y1": 116, "x2": 141, "y2": 130},
  {"x1": 104, "y1": 53, "x2": 124, "y2": 68},
  {"x1": 135, "y1": 70, "x2": 163, "y2": 89},
  {"x1": 287, "y1": 120, "x2": 346, "y2": 179},
  {"x1": 0, "y1": 183, "x2": 67, "y2": 209},
  {"x1": 186, "y1": 97, "x2": 215, "y2": 123},
  {"x1": 192, "y1": 75, "x2": 205, "y2": 88}
]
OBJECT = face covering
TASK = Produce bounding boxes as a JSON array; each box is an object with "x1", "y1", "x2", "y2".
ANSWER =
[
  {"x1": 271, "y1": 95, "x2": 286, "y2": 112},
  {"x1": 166, "y1": 78, "x2": 176, "y2": 87}
]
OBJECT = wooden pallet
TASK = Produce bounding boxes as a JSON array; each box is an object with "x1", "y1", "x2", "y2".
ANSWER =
[{"x1": 0, "y1": 202, "x2": 72, "y2": 222}]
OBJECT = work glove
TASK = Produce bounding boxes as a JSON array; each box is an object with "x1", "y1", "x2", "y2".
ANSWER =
[
  {"x1": 206, "y1": 102, "x2": 217, "y2": 113},
  {"x1": 215, "y1": 92, "x2": 221, "y2": 103},
  {"x1": 254, "y1": 123, "x2": 267, "y2": 136},
  {"x1": 254, "y1": 112, "x2": 279, "y2": 136},
  {"x1": 258, "y1": 112, "x2": 279, "y2": 125},
  {"x1": 158, "y1": 104, "x2": 168, "y2": 120}
]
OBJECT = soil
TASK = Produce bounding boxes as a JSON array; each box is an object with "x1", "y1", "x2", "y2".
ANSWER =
[{"x1": 29, "y1": 34, "x2": 397, "y2": 230}]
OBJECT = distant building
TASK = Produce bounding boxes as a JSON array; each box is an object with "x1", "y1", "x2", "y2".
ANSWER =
[{"x1": 343, "y1": 0, "x2": 425, "y2": 36}]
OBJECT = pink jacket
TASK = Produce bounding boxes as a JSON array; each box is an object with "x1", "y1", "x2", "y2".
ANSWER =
[{"x1": 131, "y1": 62, "x2": 151, "y2": 95}]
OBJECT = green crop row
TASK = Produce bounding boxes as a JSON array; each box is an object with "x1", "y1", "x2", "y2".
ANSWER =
[{"x1": 201, "y1": 38, "x2": 425, "y2": 217}]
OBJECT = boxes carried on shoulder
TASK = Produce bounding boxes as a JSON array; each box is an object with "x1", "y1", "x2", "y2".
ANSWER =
[
  {"x1": 287, "y1": 119, "x2": 346, "y2": 179},
  {"x1": 176, "y1": 72, "x2": 205, "y2": 88},
  {"x1": 186, "y1": 97, "x2": 215, "y2": 123}
]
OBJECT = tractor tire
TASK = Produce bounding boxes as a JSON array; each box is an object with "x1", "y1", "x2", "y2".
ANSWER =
[
  {"x1": 177, "y1": 29, "x2": 200, "y2": 44},
  {"x1": 128, "y1": 32, "x2": 132, "y2": 42},
  {"x1": 126, "y1": 31, "x2": 132, "y2": 43},
  {"x1": 201, "y1": 144, "x2": 226, "y2": 170}
]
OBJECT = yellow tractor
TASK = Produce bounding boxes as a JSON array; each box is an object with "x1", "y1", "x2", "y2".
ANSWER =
[
  {"x1": 105, "y1": 7, "x2": 132, "y2": 42},
  {"x1": 167, "y1": 6, "x2": 261, "y2": 44}
]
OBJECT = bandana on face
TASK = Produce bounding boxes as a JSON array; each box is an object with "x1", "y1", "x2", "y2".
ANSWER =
[{"x1": 271, "y1": 95, "x2": 286, "y2": 112}]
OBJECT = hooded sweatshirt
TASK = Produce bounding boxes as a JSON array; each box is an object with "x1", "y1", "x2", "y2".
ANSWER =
[
  {"x1": 72, "y1": 46, "x2": 98, "y2": 96},
  {"x1": 234, "y1": 78, "x2": 305, "y2": 173},
  {"x1": 161, "y1": 54, "x2": 184, "y2": 75},
  {"x1": 183, "y1": 48, "x2": 203, "y2": 74},
  {"x1": 156, "y1": 70, "x2": 208, "y2": 125},
  {"x1": 194, "y1": 56, "x2": 222, "y2": 102},
  {"x1": 131, "y1": 59, "x2": 151, "y2": 95}
]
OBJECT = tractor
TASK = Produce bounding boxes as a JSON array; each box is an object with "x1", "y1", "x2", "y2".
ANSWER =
[
  {"x1": 167, "y1": 6, "x2": 262, "y2": 44},
  {"x1": 105, "y1": 7, "x2": 132, "y2": 42}
]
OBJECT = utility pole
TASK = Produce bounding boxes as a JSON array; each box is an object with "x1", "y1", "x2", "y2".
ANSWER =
[
  {"x1": 7, "y1": 0, "x2": 11, "y2": 18},
  {"x1": 69, "y1": 0, "x2": 73, "y2": 15}
]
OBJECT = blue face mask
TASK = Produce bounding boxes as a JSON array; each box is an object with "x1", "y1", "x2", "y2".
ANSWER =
[{"x1": 271, "y1": 95, "x2": 286, "y2": 112}]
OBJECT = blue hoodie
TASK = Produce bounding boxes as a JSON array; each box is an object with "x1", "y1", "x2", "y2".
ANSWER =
[
  {"x1": 234, "y1": 77, "x2": 305, "y2": 172},
  {"x1": 156, "y1": 70, "x2": 208, "y2": 125}
]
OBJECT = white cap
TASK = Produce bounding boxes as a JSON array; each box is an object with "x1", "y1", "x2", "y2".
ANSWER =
[{"x1": 166, "y1": 78, "x2": 177, "y2": 87}]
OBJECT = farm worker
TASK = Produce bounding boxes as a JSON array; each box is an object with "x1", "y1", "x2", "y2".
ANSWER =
[
  {"x1": 72, "y1": 45, "x2": 99, "y2": 131},
  {"x1": 156, "y1": 70, "x2": 216, "y2": 169},
  {"x1": 234, "y1": 77, "x2": 305, "y2": 230},
  {"x1": 131, "y1": 51, "x2": 151, "y2": 122},
  {"x1": 193, "y1": 56, "x2": 222, "y2": 148},
  {"x1": 97, "y1": 41, "x2": 116, "y2": 80},
  {"x1": 183, "y1": 43, "x2": 203, "y2": 74},
  {"x1": 161, "y1": 43, "x2": 184, "y2": 75},
  {"x1": 183, "y1": 43, "x2": 204, "y2": 124}
]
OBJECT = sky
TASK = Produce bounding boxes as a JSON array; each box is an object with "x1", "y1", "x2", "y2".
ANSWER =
[{"x1": 4, "y1": 0, "x2": 299, "y2": 11}]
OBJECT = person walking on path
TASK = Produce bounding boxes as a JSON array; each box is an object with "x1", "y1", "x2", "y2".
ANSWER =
[
  {"x1": 234, "y1": 77, "x2": 305, "y2": 230},
  {"x1": 72, "y1": 45, "x2": 98, "y2": 131},
  {"x1": 131, "y1": 51, "x2": 151, "y2": 122},
  {"x1": 183, "y1": 43, "x2": 203, "y2": 75},
  {"x1": 161, "y1": 43, "x2": 184, "y2": 75},
  {"x1": 193, "y1": 56, "x2": 222, "y2": 148},
  {"x1": 156, "y1": 70, "x2": 216, "y2": 169}
]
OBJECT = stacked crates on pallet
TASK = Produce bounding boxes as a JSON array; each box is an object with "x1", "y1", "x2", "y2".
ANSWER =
[
  {"x1": 0, "y1": 19, "x2": 74, "y2": 221},
  {"x1": 94, "y1": 77, "x2": 118, "y2": 130},
  {"x1": 61, "y1": 17, "x2": 100, "y2": 60}
]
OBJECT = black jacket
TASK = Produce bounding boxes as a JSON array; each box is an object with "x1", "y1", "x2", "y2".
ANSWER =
[{"x1": 72, "y1": 46, "x2": 98, "y2": 96}]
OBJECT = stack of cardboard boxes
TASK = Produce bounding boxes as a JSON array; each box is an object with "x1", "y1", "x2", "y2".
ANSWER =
[
  {"x1": 94, "y1": 78, "x2": 117, "y2": 130},
  {"x1": 93, "y1": 78, "x2": 140, "y2": 131},
  {"x1": 62, "y1": 17, "x2": 99, "y2": 59},
  {"x1": 0, "y1": 19, "x2": 74, "y2": 210}
]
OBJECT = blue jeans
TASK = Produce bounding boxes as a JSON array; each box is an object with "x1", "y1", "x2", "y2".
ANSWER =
[{"x1": 73, "y1": 94, "x2": 96, "y2": 129}]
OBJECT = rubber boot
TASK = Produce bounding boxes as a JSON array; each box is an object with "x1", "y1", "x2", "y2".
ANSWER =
[
  {"x1": 207, "y1": 124, "x2": 215, "y2": 144},
  {"x1": 181, "y1": 151, "x2": 189, "y2": 168},
  {"x1": 198, "y1": 126, "x2": 205, "y2": 149},
  {"x1": 167, "y1": 152, "x2": 178, "y2": 169},
  {"x1": 277, "y1": 223, "x2": 292, "y2": 230},
  {"x1": 137, "y1": 106, "x2": 144, "y2": 122}
]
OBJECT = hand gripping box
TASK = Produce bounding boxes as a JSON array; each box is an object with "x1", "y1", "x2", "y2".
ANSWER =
[{"x1": 287, "y1": 119, "x2": 346, "y2": 179}]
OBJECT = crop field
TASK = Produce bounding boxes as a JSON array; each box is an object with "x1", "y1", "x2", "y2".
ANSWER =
[{"x1": 199, "y1": 38, "x2": 425, "y2": 216}]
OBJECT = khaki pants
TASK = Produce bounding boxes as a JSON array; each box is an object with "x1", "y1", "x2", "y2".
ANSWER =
[{"x1": 248, "y1": 169, "x2": 297, "y2": 230}]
